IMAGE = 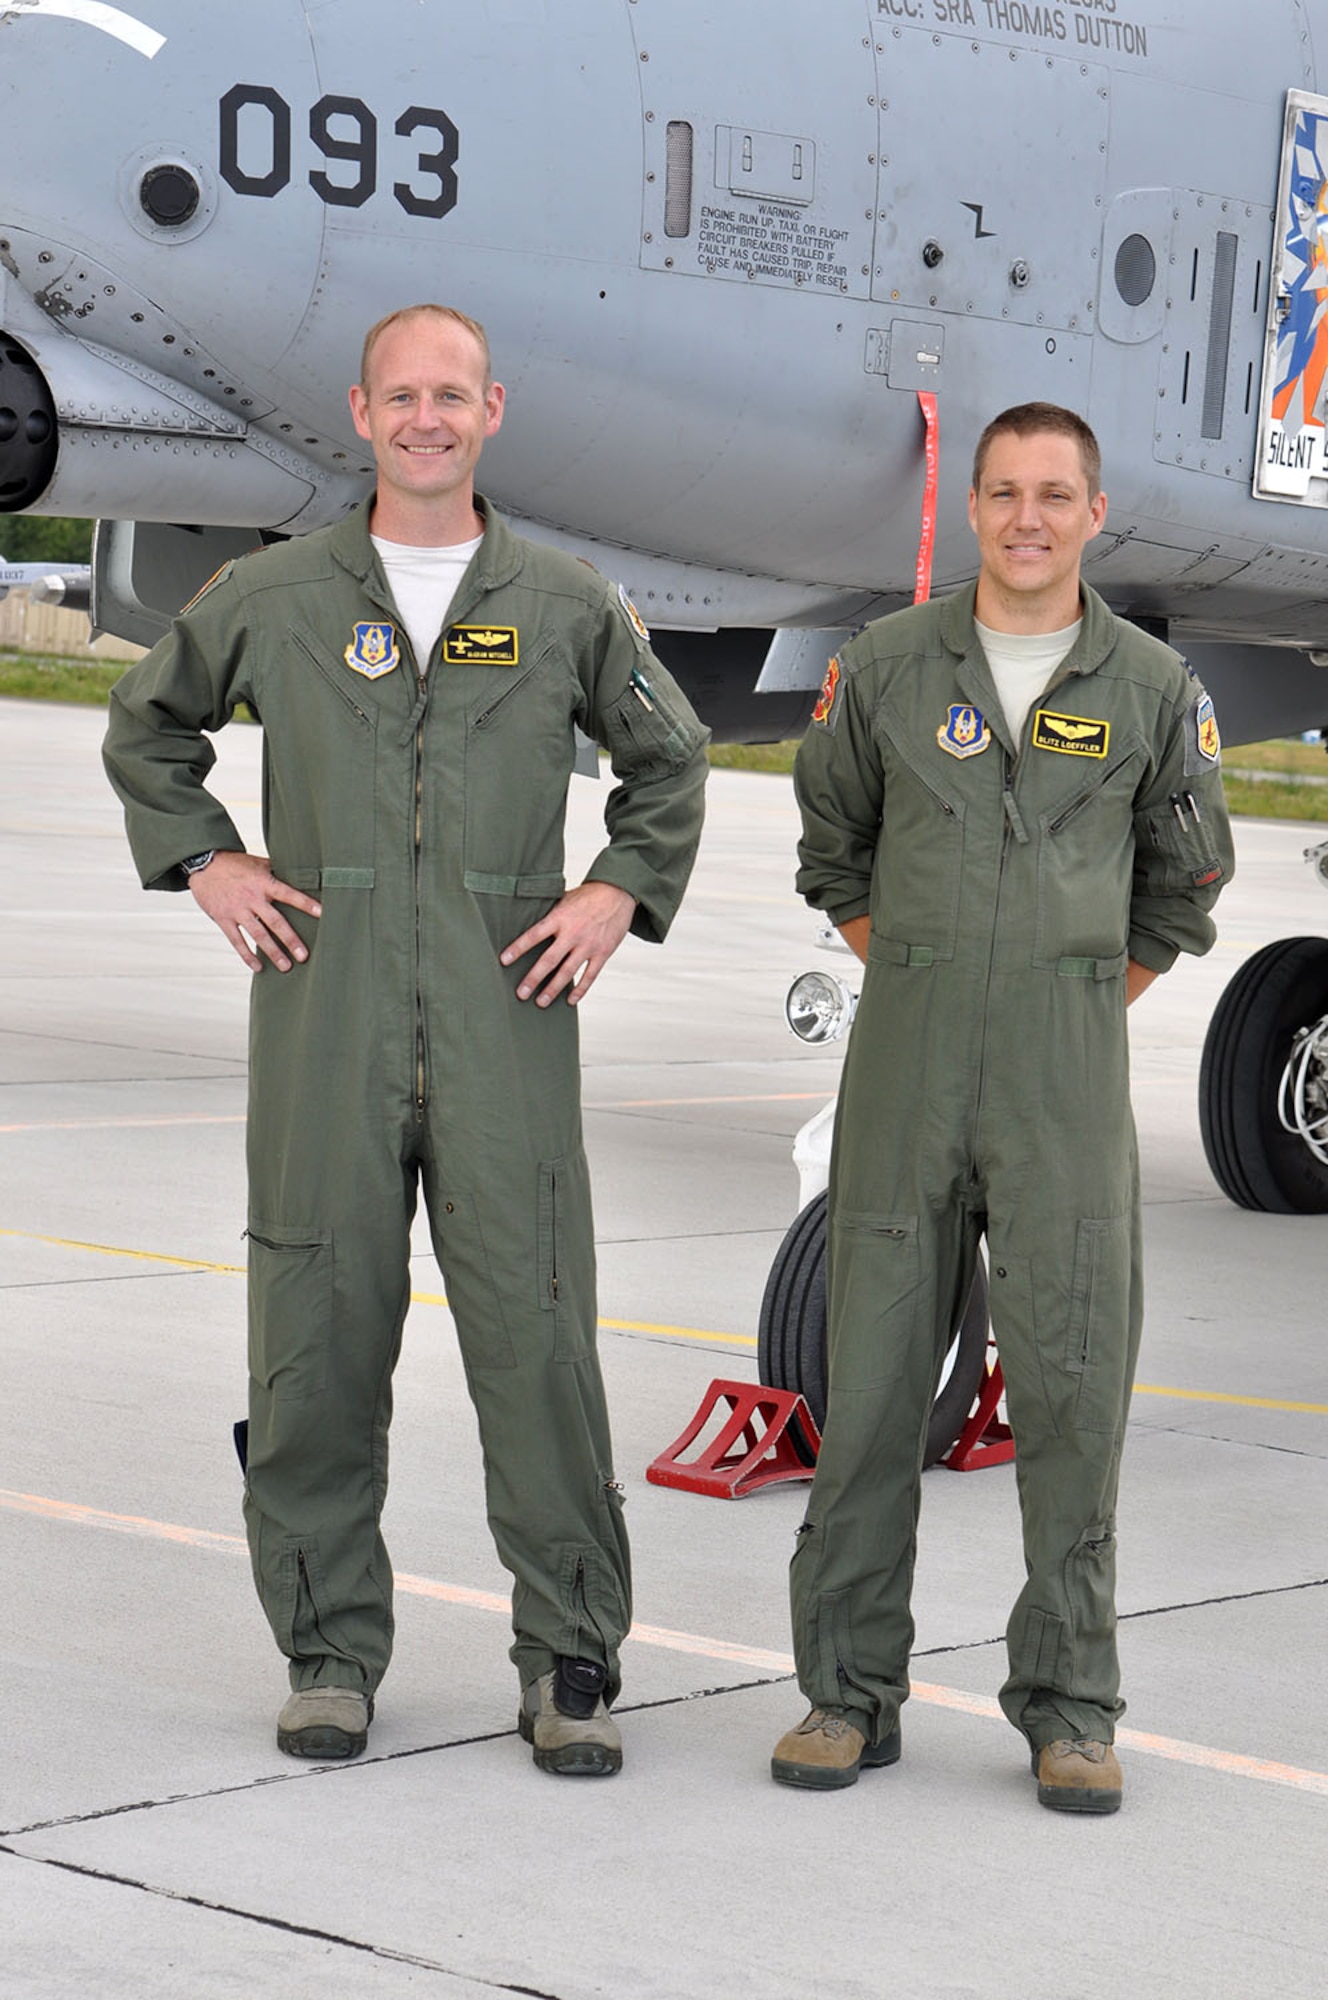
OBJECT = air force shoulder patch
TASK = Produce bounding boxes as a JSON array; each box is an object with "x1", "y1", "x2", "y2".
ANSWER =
[
  {"x1": 812, "y1": 655, "x2": 842, "y2": 729},
  {"x1": 344, "y1": 622, "x2": 401, "y2": 679}
]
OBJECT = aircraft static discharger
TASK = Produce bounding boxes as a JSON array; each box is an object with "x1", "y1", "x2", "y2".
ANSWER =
[{"x1": 3, "y1": 0, "x2": 1328, "y2": 1230}]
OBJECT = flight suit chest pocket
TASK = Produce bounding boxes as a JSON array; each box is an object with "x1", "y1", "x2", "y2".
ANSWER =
[
  {"x1": 265, "y1": 628, "x2": 381, "y2": 871},
  {"x1": 464, "y1": 645, "x2": 575, "y2": 883},
  {"x1": 867, "y1": 755, "x2": 966, "y2": 963},
  {"x1": 1031, "y1": 743, "x2": 1143, "y2": 970}
]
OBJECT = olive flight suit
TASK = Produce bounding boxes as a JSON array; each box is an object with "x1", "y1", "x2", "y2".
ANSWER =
[
  {"x1": 104, "y1": 497, "x2": 708, "y2": 1702},
  {"x1": 790, "y1": 582, "x2": 1232, "y2": 1751}
]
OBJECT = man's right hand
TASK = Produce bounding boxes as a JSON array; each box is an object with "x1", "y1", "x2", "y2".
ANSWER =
[{"x1": 187, "y1": 851, "x2": 322, "y2": 971}]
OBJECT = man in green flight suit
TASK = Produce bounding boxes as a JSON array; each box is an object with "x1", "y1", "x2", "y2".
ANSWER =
[
  {"x1": 104, "y1": 304, "x2": 708, "y2": 1774},
  {"x1": 770, "y1": 403, "x2": 1233, "y2": 1811}
]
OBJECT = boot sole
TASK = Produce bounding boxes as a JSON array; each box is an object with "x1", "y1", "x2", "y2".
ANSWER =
[
  {"x1": 771, "y1": 1726, "x2": 902, "y2": 1791},
  {"x1": 277, "y1": 1694, "x2": 373, "y2": 1761},
  {"x1": 518, "y1": 1707, "x2": 622, "y2": 1776},
  {"x1": 277, "y1": 1723, "x2": 368, "y2": 1760},
  {"x1": 1036, "y1": 1783, "x2": 1122, "y2": 1814}
]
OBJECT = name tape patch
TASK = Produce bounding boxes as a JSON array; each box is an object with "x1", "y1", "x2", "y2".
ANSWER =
[
  {"x1": 1032, "y1": 709, "x2": 1110, "y2": 758},
  {"x1": 444, "y1": 625, "x2": 519, "y2": 666}
]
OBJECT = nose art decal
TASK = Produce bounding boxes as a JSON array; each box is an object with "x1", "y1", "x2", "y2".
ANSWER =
[{"x1": 3, "y1": 1, "x2": 166, "y2": 60}]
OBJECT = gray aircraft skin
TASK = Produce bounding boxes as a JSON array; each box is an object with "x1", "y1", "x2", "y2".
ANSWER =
[{"x1": 3, "y1": 0, "x2": 1328, "y2": 1216}]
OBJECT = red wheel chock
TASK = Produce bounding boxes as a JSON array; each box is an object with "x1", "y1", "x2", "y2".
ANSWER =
[
  {"x1": 942, "y1": 1352, "x2": 1015, "y2": 1472},
  {"x1": 646, "y1": 1378, "x2": 822, "y2": 1499}
]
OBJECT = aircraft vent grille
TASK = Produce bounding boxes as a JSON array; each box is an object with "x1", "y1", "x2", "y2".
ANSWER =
[
  {"x1": 1202, "y1": 230, "x2": 1239, "y2": 441},
  {"x1": 665, "y1": 121, "x2": 694, "y2": 239}
]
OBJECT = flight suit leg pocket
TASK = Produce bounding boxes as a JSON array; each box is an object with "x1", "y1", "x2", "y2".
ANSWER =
[
  {"x1": 537, "y1": 1150, "x2": 596, "y2": 1363},
  {"x1": 1063, "y1": 1215, "x2": 1134, "y2": 1434},
  {"x1": 434, "y1": 1191, "x2": 517, "y2": 1371},
  {"x1": 826, "y1": 1210, "x2": 922, "y2": 1390},
  {"x1": 246, "y1": 1220, "x2": 333, "y2": 1401}
]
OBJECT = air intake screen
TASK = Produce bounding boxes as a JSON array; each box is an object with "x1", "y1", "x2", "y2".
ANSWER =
[{"x1": 664, "y1": 121, "x2": 694, "y2": 239}]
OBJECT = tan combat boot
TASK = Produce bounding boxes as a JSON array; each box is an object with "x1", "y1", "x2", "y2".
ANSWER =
[
  {"x1": 276, "y1": 1686, "x2": 373, "y2": 1760},
  {"x1": 1034, "y1": 1737, "x2": 1123, "y2": 1813},
  {"x1": 519, "y1": 1658, "x2": 622, "y2": 1776},
  {"x1": 771, "y1": 1708, "x2": 902, "y2": 1790}
]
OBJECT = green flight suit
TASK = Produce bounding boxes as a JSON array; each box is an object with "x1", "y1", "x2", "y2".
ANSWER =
[
  {"x1": 790, "y1": 582, "x2": 1232, "y2": 1750},
  {"x1": 104, "y1": 498, "x2": 708, "y2": 1702}
]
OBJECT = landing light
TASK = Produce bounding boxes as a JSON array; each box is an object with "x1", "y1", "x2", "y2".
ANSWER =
[{"x1": 784, "y1": 971, "x2": 857, "y2": 1045}]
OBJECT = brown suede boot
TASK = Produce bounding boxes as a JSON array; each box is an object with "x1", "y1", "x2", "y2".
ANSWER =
[
  {"x1": 276, "y1": 1687, "x2": 373, "y2": 1760},
  {"x1": 1034, "y1": 1737, "x2": 1123, "y2": 1813},
  {"x1": 771, "y1": 1708, "x2": 901, "y2": 1790}
]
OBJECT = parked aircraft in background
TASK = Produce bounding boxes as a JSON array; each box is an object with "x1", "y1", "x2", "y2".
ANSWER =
[
  {"x1": 0, "y1": 554, "x2": 91, "y2": 609},
  {"x1": 2, "y1": 0, "x2": 1328, "y2": 1250}
]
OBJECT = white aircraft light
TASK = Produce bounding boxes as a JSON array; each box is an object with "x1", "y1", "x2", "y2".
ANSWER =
[{"x1": 785, "y1": 971, "x2": 857, "y2": 1045}]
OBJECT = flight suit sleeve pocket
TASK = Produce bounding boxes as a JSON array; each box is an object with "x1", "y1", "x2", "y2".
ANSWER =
[
  {"x1": 600, "y1": 681, "x2": 702, "y2": 778},
  {"x1": 246, "y1": 1220, "x2": 332, "y2": 1400},
  {"x1": 825, "y1": 1210, "x2": 922, "y2": 1389}
]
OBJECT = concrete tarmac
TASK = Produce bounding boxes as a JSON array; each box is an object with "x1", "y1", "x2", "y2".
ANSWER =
[{"x1": 2, "y1": 697, "x2": 1325, "y2": 2000}]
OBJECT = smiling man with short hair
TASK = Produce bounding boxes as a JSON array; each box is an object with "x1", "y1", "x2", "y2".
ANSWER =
[{"x1": 772, "y1": 402, "x2": 1233, "y2": 1812}]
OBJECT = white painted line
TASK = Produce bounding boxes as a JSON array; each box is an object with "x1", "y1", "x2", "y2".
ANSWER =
[
  {"x1": 5, "y1": 1486, "x2": 1327, "y2": 1797},
  {"x1": 3, "y1": 0, "x2": 165, "y2": 60}
]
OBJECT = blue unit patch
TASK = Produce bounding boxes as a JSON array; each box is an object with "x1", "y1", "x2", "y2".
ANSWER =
[
  {"x1": 344, "y1": 622, "x2": 401, "y2": 679},
  {"x1": 937, "y1": 704, "x2": 992, "y2": 759}
]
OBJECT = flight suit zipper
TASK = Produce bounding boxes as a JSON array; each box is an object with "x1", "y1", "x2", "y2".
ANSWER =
[
  {"x1": 970, "y1": 748, "x2": 1026, "y2": 1185},
  {"x1": 1046, "y1": 749, "x2": 1139, "y2": 835},
  {"x1": 413, "y1": 662, "x2": 430, "y2": 1121}
]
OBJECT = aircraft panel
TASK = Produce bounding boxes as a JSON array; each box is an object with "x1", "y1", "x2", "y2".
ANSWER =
[
  {"x1": 1154, "y1": 189, "x2": 1272, "y2": 482},
  {"x1": 633, "y1": 0, "x2": 878, "y2": 299},
  {"x1": 869, "y1": 31, "x2": 1108, "y2": 326}
]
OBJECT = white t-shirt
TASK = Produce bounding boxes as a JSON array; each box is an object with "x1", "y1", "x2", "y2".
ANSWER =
[
  {"x1": 974, "y1": 617, "x2": 1083, "y2": 747},
  {"x1": 372, "y1": 531, "x2": 484, "y2": 672}
]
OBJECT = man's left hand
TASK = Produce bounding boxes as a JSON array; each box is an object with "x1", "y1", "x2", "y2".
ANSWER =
[{"x1": 501, "y1": 881, "x2": 637, "y2": 1006}]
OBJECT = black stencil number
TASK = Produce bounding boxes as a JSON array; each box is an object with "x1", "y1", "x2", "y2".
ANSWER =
[
  {"x1": 219, "y1": 86, "x2": 457, "y2": 217},
  {"x1": 309, "y1": 96, "x2": 378, "y2": 209},
  {"x1": 219, "y1": 84, "x2": 292, "y2": 198},
  {"x1": 394, "y1": 107, "x2": 460, "y2": 219}
]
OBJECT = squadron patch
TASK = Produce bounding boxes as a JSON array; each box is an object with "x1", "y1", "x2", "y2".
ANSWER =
[
  {"x1": 618, "y1": 583, "x2": 651, "y2": 642},
  {"x1": 443, "y1": 625, "x2": 519, "y2": 666},
  {"x1": 937, "y1": 703, "x2": 992, "y2": 759},
  {"x1": 344, "y1": 621, "x2": 401, "y2": 679},
  {"x1": 1195, "y1": 692, "x2": 1221, "y2": 764},
  {"x1": 812, "y1": 655, "x2": 842, "y2": 729},
  {"x1": 1032, "y1": 709, "x2": 1110, "y2": 758}
]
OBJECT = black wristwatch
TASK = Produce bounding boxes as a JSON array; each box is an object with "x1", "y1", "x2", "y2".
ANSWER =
[{"x1": 180, "y1": 850, "x2": 215, "y2": 878}]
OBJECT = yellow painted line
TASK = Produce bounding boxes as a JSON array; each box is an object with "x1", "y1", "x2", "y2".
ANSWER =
[
  {"x1": 4, "y1": 1229, "x2": 1321, "y2": 1403},
  {"x1": 4, "y1": 1487, "x2": 1325, "y2": 1797},
  {"x1": 1134, "y1": 1382, "x2": 1328, "y2": 1416},
  {"x1": 0, "y1": 1226, "x2": 245, "y2": 1276}
]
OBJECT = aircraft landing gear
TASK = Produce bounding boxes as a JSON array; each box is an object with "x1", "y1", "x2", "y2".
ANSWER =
[
  {"x1": 1199, "y1": 935, "x2": 1328, "y2": 1212},
  {"x1": 757, "y1": 1191, "x2": 990, "y2": 1466}
]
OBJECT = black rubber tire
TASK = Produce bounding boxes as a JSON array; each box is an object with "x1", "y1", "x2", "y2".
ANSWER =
[
  {"x1": 1198, "y1": 935, "x2": 1328, "y2": 1213},
  {"x1": 757, "y1": 1191, "x2": 990, "y2": 1467}
]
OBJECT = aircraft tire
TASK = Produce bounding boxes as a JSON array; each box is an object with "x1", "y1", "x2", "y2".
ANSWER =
[
  {"x1": 1198, "y1": 935, "x2": 1328, "y2": 1212},
  {"x1": 757, "y1": 1191, "x2": 990, "y2": 1467}
]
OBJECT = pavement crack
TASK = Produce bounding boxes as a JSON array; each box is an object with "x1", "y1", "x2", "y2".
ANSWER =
[
  {"x1": 0, "y1": 1844, "x2": 563, "y2": 1995},
  {"x1": 910, "y1": 1573, "x2": 1328, "y2": 1660}
]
